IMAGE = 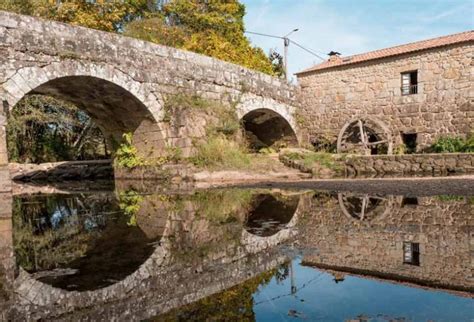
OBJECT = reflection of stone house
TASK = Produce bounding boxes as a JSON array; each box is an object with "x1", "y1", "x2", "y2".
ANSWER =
[
  {"x1": 296, "y1": 31, "x2": 474, "y2": 153},
  {"x1": 300, "y1": 193, "x2": 473, "y2": 294}
]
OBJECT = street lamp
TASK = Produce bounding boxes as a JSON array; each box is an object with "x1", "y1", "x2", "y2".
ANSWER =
[{"x1": 283, "y1": 29, "x2": 299, "y2": 81}]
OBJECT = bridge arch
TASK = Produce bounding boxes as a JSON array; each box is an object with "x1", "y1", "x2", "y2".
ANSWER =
[
  {"x1": 236, "y1": 94, "x2": 300, "y2": 151},
  {"x1": 1, "y1": 61, "x2": 165, "y2": 161}
]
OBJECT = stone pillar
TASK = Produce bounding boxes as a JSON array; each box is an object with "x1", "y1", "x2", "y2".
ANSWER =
[
  {"x1": 0, "y1": 113, "x2": 8, "y2": 166},
  {"x1": 0, "y1": 193, "x2": 13, "y2": 319},
  {"x1": 0, "y1": 112, "x2": 11, "y2": 193}
]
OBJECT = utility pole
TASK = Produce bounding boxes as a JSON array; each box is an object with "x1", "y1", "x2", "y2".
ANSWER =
[
  {"x1": 283, "y1": 29, "x2": 299, "y2": 81},
  {"x1": 244, "y1": 29, "x2": 299, "y2": 82}
]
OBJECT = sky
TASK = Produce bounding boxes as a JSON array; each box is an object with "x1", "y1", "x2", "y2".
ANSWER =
[{"x1": 241, "y1": 0, "x2": 474, "y2": 82}]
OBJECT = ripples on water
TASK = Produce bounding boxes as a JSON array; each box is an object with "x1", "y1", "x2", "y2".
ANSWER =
[{"x1": 1, "y1": 183, "x2": 473, "y2": 321}]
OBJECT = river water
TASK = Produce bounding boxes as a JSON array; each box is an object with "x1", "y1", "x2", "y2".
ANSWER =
[{"x1": 1, "y1": 180, "x2": 473, "y2": 321}]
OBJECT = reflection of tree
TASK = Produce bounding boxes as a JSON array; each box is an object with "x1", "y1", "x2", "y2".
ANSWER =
[
  {"x1": 13, "y1": 192, "x2": 159, "y2": 291},
  {"x1": 12, "y1": 193, "x2": 118, "y2": 272},
  {"x1": 152, "y1": 264, "x2": 286, "y2": 321}
]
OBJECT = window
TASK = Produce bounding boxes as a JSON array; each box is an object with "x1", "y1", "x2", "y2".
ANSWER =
[
  {"x1": 402, "y1": 197, "x2": 418, "y2": 206},
  {"x1": 401, "y1": 132, "x2": 417, "y2": 153},
  {"x1": 401, "y1": 71, "x2": 418, "y2": 95},
  {"x1": 403, "y1": 242, "x2": 420, "y2": 266}
]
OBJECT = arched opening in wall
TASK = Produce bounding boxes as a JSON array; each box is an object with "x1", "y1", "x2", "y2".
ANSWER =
[
  {"x1": 337, "y1": 118, "x2": 392, "y2": 155},
  {"x1": 6, "y1": 76, "x2": 163, "y2": 179},
  {"x1": 244, "y1": 193, "x2": 299, "y2": 237},
  {"x1": 12, "y1": 191, "x2": 164, "y2": 291},
  {"x1": 242, "y1": 109, "x2": 298, "y2": 152}
]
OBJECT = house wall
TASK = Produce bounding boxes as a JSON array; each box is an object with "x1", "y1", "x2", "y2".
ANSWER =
[
  {"x1": 300, "y1": 194, "x2": 474, "y2": 292},
  {"x1": 297, "y1": 42, "x2": 474, "y2": 151}
]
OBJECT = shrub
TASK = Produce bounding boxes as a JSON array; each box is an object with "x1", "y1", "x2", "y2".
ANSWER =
[
  {"x1": 114, "y1": 133, "x2": 145, "y2": 169},
  {"x1": 431, "y1": 135, "x2": 473, "y2": 153}
]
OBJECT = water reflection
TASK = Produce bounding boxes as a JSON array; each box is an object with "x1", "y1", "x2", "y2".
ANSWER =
[
  {"x1": 12, "y1": 193, "x2": 158, "y2": 291},
  {"x1": 0, "y1": 184, "x2": 472, "y2": 321},
  {"x1": 245, "y1": 193, "x2": 299, "y2": 237}
]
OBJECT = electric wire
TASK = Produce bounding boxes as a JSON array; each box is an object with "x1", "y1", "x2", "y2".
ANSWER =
[{"x1": 245, "y1": 30, "x2": 327, "y2": 61}]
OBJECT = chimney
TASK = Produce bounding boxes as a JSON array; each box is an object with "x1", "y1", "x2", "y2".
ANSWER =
[{"x1": 328, "y1": 51, "x2": 342, "y2": 63}]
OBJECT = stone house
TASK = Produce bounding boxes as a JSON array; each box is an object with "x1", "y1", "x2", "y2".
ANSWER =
[{"x1": 296, "y1": 31, "x2": 473, "y2": 154}]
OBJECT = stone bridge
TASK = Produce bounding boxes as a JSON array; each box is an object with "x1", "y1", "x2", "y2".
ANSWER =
[{"x1": 0, "y1": 11, "x2": 302, "y2": 192}]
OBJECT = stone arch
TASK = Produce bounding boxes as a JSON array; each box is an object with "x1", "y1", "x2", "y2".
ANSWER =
[
  {"x1": 337, "y1": 116, "x2": 393, "y2": 155},
  {"x1": 1, "y1": 61, "x2": 165, "y2": 162},
  {"x1": 236, "y1": 94, "x2": 299, "y2": 150}
]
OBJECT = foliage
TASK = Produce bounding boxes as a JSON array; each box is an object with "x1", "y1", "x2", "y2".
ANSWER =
[
  {"x1": 269, "y1": 49, "x2": 285, "y2": 78},
  {"x1": 394, "y1": 143, "x2": 407, "y2": 155},
  {"x1": 6, "y1": 95, "x2": 108, "y2": 163},
  {"x1": 114, "y1": 133, "x2": 145, "y2": 168},
  {"x1": 0, "y1": 0, "x2": 153, "y2": 32},
  {"x1": 436, "y1": 195, "x2": 465, "y2": 202},
  {"x1": 12, "y1": 193, "x2": 119, "y2": 272},
  {"x1": 258, "y1": 147, "x2": 277, "y2": 154},
  {"x1": 2, "y1": 0, "x2": 280, "y2": 75},
  {"x1": 431, "y1": 134, "x2": 474, "y2": 153},
  {"x1": 118, "y1": 190, "x2": 144, "y2": 227},
  {"x1": 191, "y1": 134, "x2": 250, "y2": 169},
  {"x1": 125, "y1": 0, "x2": 276, "y2": 75}
]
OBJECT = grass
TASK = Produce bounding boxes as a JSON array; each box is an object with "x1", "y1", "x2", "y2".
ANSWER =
[
  {"x1": 284, "y1": 150, "x2": 341, "y2": 170},
  {"x1": 191, "y1": 135, "x2": 251, "y2": 169}
]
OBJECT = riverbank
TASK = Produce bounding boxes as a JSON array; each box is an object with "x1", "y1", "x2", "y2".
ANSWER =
[{"x1": 9, "y1": 175, "x2": 474, "y2": 197}]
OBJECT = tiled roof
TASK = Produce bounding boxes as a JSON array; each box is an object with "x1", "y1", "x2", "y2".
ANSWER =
[{"x1": 296, "y1": 30, "x2": 474, "y2": 75}]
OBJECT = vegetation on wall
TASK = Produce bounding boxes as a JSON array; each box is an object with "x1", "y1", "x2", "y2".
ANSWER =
[
  {"x1": 114, "y1": 133, "x2": 145, "y2": 169},
  {"x1": 6, "y1": 95, "x2": 108, "y2": 163}
]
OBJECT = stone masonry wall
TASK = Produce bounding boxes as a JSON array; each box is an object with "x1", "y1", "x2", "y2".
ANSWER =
[
  {"x1": 297, "y1": 42, "x2": 474, "y2": 151},
  {"x1": 345, "y1": 152, "x2": 474, "y2": 176},
  {"x1": 300, "y1": 194, "x2": 473, "y2": 292}
]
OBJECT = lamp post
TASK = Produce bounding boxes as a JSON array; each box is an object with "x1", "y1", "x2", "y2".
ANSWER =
[{"x1": 283, "y1": 29, "x2": 299, "y2": 81}]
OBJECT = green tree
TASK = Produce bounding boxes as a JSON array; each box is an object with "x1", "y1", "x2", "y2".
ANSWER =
[
  {"x1": 0, "y1": 0, "x2": 151, "y2": 32},
  {"x1": 126, "y1": 0, "x2": 276, "y2": 75},
  {"x1": 7, "y1": 95, "x2": 108, "y2": 163}
]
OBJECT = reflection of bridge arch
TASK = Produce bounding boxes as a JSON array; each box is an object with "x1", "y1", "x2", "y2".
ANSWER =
[
  {"x1": 13, "y1": 194, "x2": 174, "y2": 308},
  {"x1": 337, "y1": 192, "x2": 398, "y2": 223},
  {"x1": 12, "y1": 191, "x2": 305, "y2": 312},
  {"x1": 240, "y1": 192, "x2": 305, "y2": 250}
]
